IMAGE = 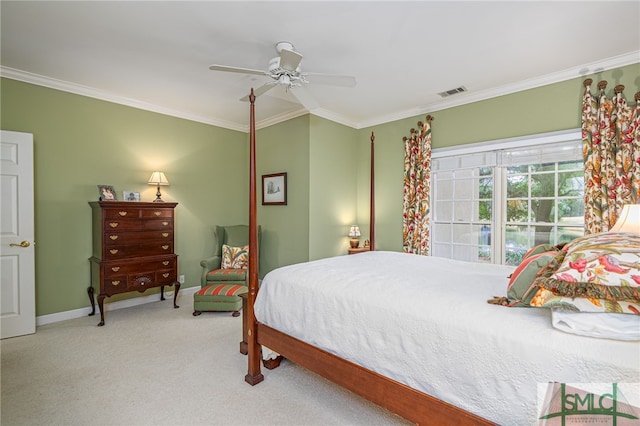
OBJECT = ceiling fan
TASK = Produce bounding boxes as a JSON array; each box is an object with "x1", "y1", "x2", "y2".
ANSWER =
[{"x1": 208, "y1": 41, "x2": 356, "y2": 109}]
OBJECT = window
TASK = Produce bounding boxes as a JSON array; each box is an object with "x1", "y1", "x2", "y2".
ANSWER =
[
  {"x1": 504, "y1": 160, "x2": 584, "y2": 265},
  {"x1": 431, "y1": 130, "x2": 583, "y2": 265},
  {"x1": 432, "y1": 167, "x2": 494, "y2": 263}
]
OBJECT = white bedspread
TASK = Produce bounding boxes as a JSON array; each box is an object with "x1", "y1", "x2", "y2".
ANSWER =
[{"x1": 254, "y1": 251, "x2": 640, "y2": 425}]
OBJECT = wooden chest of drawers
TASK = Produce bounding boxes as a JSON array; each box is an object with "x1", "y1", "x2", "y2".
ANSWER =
[{"x1": 88, "y1": 201, "x2": 180, "y2": 326}]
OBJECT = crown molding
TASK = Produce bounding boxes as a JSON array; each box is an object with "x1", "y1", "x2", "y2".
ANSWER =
[
  {"x1": 3, "y1": 51, "x2": 638, "y2": 132},
  {"x1": 254, "y1": 106, "x2": 309, "y2": 130},
  {"x1": 310, "y1": 107, "x2": 360, "y2": 129},
  {"x1": 356, "y1": 51, "x2": 640, "y2": 129},
  {"x1": 0, "y1": 66, "x2": 248, "y2": 133}
]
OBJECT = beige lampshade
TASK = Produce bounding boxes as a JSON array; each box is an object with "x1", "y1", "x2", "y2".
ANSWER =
[
  {"x1": 147, "y1": 171, "x2": 169, "y2": 186},
  {"x1": 609, "y1": 204, "x2": 640, "y2": 234}
]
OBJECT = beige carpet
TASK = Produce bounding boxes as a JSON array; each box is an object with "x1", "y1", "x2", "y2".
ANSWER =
[{"x1": 1, "y1": 295, "x2": 409, "y2": 425}]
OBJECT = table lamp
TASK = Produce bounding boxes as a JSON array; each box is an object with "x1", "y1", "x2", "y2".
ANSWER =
[
  {"x1": 148, "y1": 171, "x2": 169, "y2": 202},
  {"x1": 348, "y1": 225, "x2": 361, "y2": 248}
]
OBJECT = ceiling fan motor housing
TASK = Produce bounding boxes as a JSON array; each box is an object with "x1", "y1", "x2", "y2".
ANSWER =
[
  {"x1": 268, "y1": 57, "x2": 281, "y2": 73},
  {"x1": 275, "y1": 41, "x2": 295, "y2": 53}
]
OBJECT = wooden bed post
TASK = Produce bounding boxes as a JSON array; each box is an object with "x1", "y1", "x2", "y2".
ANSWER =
[
  {"x1": 369, "y1": 132, "x2": 375, "y2": 251},
  {"x1": 245, "y1": 88, "x2": 264, "y2": 386}
]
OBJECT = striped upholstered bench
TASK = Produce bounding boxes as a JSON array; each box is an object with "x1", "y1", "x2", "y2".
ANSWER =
[{"x1": 192, "y1": 283, "x2": 247, "y2": 317}]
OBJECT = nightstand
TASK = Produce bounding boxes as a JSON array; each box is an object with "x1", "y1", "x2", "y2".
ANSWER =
[{"x1": 348, "y1": 246, "x2": 370, "y2": 255}]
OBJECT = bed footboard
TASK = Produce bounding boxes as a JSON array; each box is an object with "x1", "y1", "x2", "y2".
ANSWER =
[{"x1": 256, "y1": 323, "x2": 494, "y2": 426}]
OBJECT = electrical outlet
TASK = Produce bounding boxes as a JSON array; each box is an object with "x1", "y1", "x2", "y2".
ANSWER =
[{"x1": 179, "y1": 275, "x2": 185, "y2": 284}]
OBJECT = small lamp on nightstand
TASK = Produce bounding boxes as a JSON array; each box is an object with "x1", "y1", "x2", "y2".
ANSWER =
[
  {"x1": 348, "y1": 225, "x2": 361, "y2": 248},
  {"x1": 148, "y1": 171, "x2": 169, "y2": 202}
]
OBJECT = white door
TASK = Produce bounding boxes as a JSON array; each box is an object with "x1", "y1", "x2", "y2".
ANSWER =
[{"x1": 1, "y1": 130, "x2": 35, "y2": 339}]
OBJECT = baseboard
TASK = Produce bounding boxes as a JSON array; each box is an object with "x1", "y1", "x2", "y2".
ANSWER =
[{"x1": 36, "y1": 286, "x2": 200, "y2": 326}]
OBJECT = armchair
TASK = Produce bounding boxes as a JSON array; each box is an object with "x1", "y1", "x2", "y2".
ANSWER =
[{"x1": 193, "y1": 225, "x2": 260, "y2": 316}]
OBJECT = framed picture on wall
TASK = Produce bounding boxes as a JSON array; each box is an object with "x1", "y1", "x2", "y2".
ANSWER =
[
  {"x1": 123, "y1": 191, "x2": 141, "y2": 202},
  {"x1": 262, "y1": 172, "x2": 287, "y2": 205},
  {"x1": 98, "y1": 185, "x2": 117, "y2": 201}
]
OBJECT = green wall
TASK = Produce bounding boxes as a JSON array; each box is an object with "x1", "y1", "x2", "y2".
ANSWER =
[
  {"x1": 356, "y1": 63, "x2": 640, "y2": 251},
  {"x1": 1, "y1": 78, "x2": 248, "y2": 316},
  {"x1": 2, "y1": 62, "x2": 638, "y2": 318},
  {"x1": 254, "y1": 115, "x2": 359, "y2": 273},
  {"x1": 255, "y1": 115, "x2": 311, "y2": 274},
  {"x1": 308, "y1": 116, "x2": 359, "y2": 260}
]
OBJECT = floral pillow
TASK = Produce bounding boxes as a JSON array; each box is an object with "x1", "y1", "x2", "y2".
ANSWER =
[
  {"x1": 221, "y1": 244, "x2": 249, "y2": 270},
  {"x1": 531, "y1": 232, "x2": 640, "y2": 314}
]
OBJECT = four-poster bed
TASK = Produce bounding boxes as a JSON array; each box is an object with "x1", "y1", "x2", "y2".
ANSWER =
[
  {"x1": 243, "y1": 90, "x2": 639, "y2": 425},
  {"x1": 244, "y1": 89, "x2": 467, "y2": 424}
]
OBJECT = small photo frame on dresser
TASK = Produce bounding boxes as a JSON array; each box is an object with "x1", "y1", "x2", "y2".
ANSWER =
[
  {"x1": 123, "y1": 191, "x2": 141, "y2": 202},
  {"x1": 98, "y1": 185, "x2": 117, "y2": 201}
]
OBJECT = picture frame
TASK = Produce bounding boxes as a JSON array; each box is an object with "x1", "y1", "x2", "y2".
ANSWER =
[
  {"x1": 97, "y1": 185, "x2": 117, "y2": 201},
  {"x1": 123, "y1": 191, "x2": 141, "y2": 202},
  {"x1": 262, "y1": 172, "x2": 287, "y2": 205}
]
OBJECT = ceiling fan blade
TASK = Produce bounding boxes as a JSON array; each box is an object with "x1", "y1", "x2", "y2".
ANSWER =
[
  {"x1": 239, "y1": 82, "x2": 277, "y2": 102},
  {"x1": 289, "y1": 86, "x2": 320, "y2": 111},
  {"x1": 279, "y1": 48, "x2": 303, "y2": 71},
  {"x1": 209, "y1": 64, "x2": 269, "y2": 76},
  {"x1": 304, "y1": 73, "x2": 356, "y2": 88}
]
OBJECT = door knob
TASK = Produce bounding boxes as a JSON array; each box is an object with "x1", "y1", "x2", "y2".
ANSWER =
[{"x1": 10, "y1": 241, "x2": 31, "y2": 248}]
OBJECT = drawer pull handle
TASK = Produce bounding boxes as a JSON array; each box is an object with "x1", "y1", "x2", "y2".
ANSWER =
[
  {"x1": 154, "y1": 211, "x2": 161, "y2": 216},
  {"x1": 110, "y1": 249, "x2": 119, "y2": 254},
  {"x1": 111, "y1": 266, "x2": 120, "y2": 272},
  {"x1": 163, "y1": 273, "x2": 169, "y2": 278},
  {"x1": 119, "y1": 211, "x2": 127, "y2": 216},
  {"x1": 162, "y1": 245, "x2": 169, "y2": 250},
  {"x1": 110, "y1": 235, "x2": 118, "y2": 240},
  {"x1": 162, "y1": 232, "x2": 169, "y2": 237},
  {"x1": 111, "y1": 280, "x2": 120, "y2": 286},
  {"x1": 162, "y1": 221, "x2": 169, "y2": 226},
  {"x1": 109, "y1": 223, "x2": 118, "y2": 228},
  {"x1": 162, "y1": 261, "x2": 169, "y2": 266}
]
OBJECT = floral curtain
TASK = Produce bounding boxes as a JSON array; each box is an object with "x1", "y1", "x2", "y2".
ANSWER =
[
  {"x1": 582, "y1": 79, "x2": 640, "y2": 234},
  {"x1": 402, "y1": 115, "x2": 432, "y2": 254}
]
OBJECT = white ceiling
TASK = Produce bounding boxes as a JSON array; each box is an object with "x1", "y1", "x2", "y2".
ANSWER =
[{"x1": 2, "y1": 1, "x2": 639, "y2": 132}]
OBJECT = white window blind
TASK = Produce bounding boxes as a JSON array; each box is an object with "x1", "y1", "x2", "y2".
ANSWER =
[
  {"x1": 430, "y1": 129, "x2": 583, "y2": 265},
  {"x1": 433, "y1": 138, "x2": 582, "y2": 172}
]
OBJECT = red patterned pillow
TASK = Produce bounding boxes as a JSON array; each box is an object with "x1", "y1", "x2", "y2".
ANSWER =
[
  {"x1": 521, "y1": 243, "x2": 555, "y2": 261},
  {"x1": 506, "y1": 251, "x2": 563, "y2": 307}
]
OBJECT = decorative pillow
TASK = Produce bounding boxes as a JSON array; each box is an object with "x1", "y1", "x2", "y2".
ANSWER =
[
  {"x1": 221, "y1": 244, "x2": 249, "y2": 270},
  {"x1": 521, "y1": 243, "x2": 555, "y2": 261},
  {"x1": 506, "y1": 250, "x2": 564, "y2": 307},
  {"x1": 531, "y1": 232, "x2": 640, "y2": 314}
]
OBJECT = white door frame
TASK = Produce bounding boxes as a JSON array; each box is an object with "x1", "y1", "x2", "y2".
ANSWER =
[{"x1": 1, "y1": 130, "x2": 36, "y2": 339}]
